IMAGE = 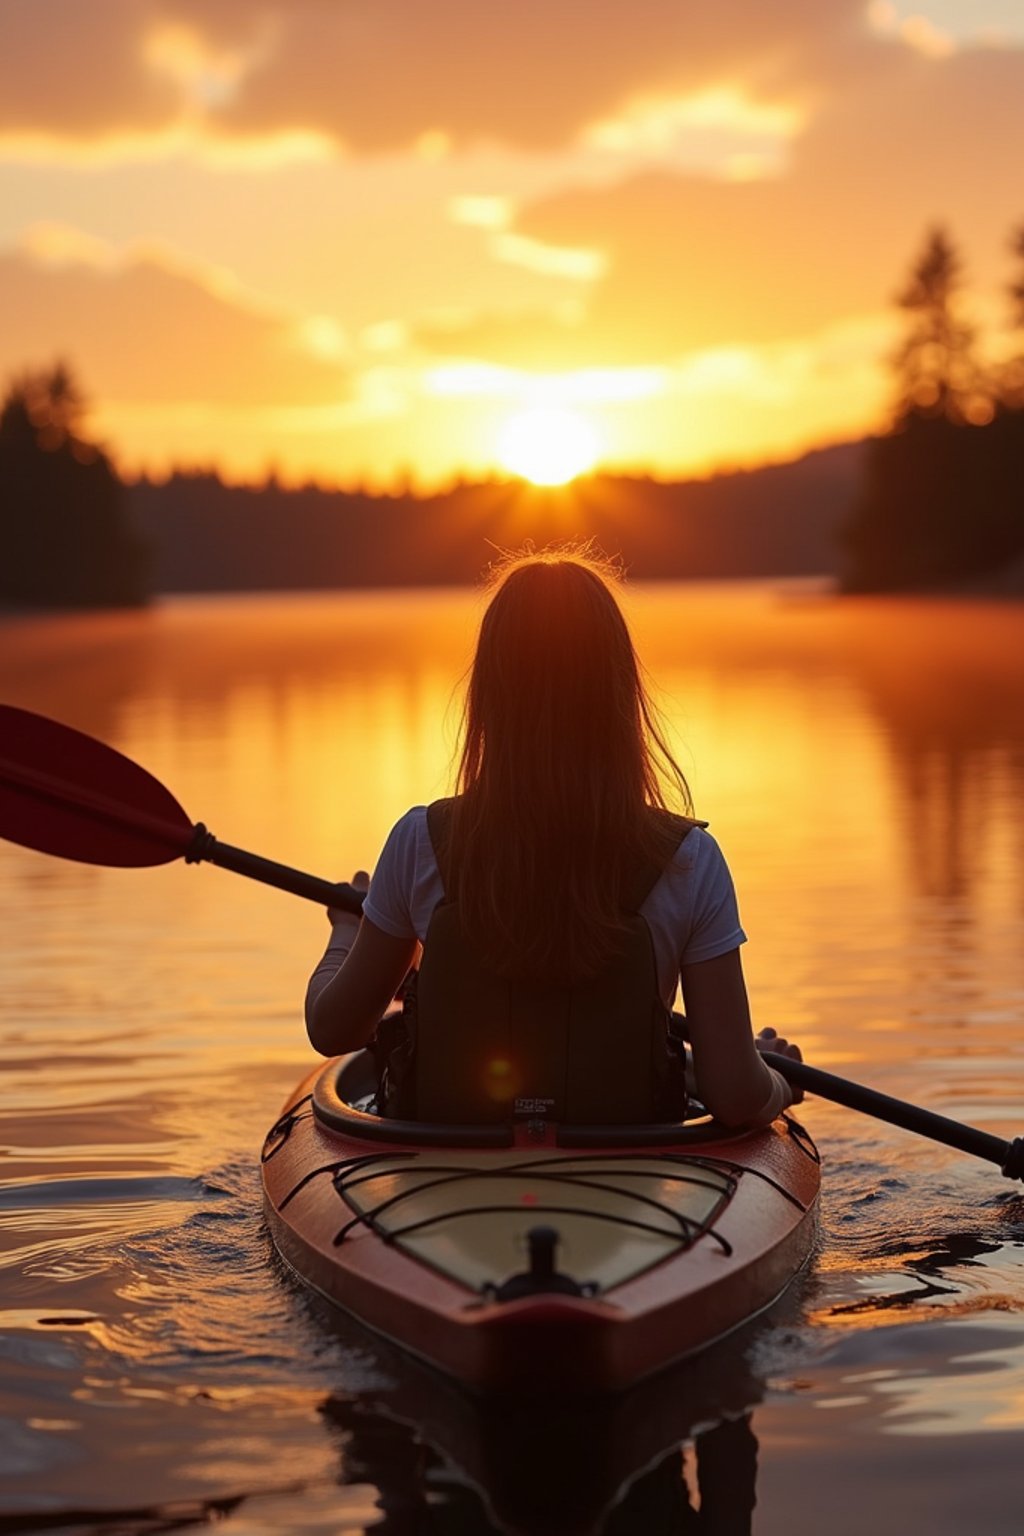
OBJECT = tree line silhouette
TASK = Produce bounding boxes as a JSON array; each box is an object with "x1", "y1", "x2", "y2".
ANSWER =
[
  {"x1": 842, "y1": 223, "x2": 1024, "y2": 591},
  {"x1": 127, "y1": 445, "x2": 856, "y2": 593}
]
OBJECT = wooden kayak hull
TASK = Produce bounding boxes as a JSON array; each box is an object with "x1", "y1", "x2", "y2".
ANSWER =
[{"x1": 262, "y1": 1054, "x2": 820, "y2": 1393}]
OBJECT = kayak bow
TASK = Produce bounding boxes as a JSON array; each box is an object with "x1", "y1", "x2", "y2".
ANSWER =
[{"x1": 262, "y1": 1051, "x2": 821, "y2": 1393}]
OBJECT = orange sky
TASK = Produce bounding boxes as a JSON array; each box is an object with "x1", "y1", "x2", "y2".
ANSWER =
[{"x1": 1, "y1": 1, "x2": 1023, "y2": 489}]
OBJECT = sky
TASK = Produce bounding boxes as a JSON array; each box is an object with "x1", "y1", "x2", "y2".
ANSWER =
[{"x1": 1, "y1": 0, "x2": 1023, "y2": 489}]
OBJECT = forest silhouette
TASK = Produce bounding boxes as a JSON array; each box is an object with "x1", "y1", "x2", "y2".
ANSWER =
[
  {"x1": 842, "y1": 223, "x2": 1024, "y2": 591},
  {"x1": 129, "y1": 445, "x2": 857, "y2": 594},
  {"x1": 1, "y1": 223, "x2": 1022, "y2": 607}
]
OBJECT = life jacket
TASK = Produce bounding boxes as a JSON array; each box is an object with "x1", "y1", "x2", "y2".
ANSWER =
[{"x1": 378, "y1": 799, "x2": 701, "y2": 1124}]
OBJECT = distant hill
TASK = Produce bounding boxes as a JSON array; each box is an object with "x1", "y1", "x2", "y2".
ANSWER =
[{"x1": 131, "y1": 439, "x2": 866, "y2": 593}]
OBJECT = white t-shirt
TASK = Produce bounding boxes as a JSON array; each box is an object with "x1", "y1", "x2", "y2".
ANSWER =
[{"x1": 362, "y1": 807, "x2": 746, "y2": 1007}]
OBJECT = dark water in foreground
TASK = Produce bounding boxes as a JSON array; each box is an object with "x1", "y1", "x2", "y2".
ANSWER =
[{"x1": 1, "y1": 582, "x2": 1023, "y2": 1534}]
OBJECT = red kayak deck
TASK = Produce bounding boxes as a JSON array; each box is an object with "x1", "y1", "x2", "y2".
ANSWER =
[{"x1": 262, "y1": 1054, "x2": 820, "y2": 1393}]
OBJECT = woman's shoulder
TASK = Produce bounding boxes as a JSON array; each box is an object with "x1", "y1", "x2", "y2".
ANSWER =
[
  {"x1": 388, "y1": 804, "x2": 429, "y2": 835},
  {"x1": 376, "y1": 805, "x2": 431, "y2": 864},
  {"x1": 388, "y1": 800, "x2": 458, "y2": 836},
  {"x1": 663, "y1": 821, "x2": 734, "y2": 884}
]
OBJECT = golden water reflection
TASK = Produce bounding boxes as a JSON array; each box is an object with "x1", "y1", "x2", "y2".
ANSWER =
[{"x1": 1, "y1": 582, "x2": 1023, "y2": 1533}]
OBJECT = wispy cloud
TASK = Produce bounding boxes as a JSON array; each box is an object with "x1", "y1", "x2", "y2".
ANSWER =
[{"x1": 491, "y1": 233, "x2": 608, "y2": 282}]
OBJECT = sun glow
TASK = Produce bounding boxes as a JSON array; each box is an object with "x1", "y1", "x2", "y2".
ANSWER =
[{"x1": 497, "y1": 407, "x2": 600, "y2": 485}]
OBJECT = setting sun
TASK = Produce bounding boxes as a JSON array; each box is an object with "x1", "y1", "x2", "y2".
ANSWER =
[{"x1": 497, "y1": 408, "x2": 600, "y2": 485}]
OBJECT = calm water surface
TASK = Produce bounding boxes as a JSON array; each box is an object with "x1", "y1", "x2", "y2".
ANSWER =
[{"x1": 1, "y1": 582, "x2": 1023, "y2": 1535}]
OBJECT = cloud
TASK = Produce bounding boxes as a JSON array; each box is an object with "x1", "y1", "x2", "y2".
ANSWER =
[
  {"x1": 491, "y1": 233, "x2": 607, "y2": 282},
  {"x1": 1, "y1": 3, "x2": 1020, "y2": 174},
  {"x1": 142, "y1": 14, "x2": 274, "y2": 110},
  {"x1": 0, "y1": 1, "x2": 865, "y2": 156},
  {"x1": 468, "y1": 43, "x2": 1024, "y2": 366},
  {"x1": 443, "y1": 172, "x2": 893, "y2": 364},
  {"x1": 0, "y1": 1, "x2": 174, "y2": 139},
  {"x1": 216, "y1": 0, "x2": 854, "y2": 153},
  {"x1": 869, "y1": 2, "x2": 1024, "y2": 52},
  {"x1": 867, "y1": 4, "x2": 956, "y2": 58},
  {"x1": 449, "y1": 195, "x2": 512, "y2": 231},
  {"x1": 0, "y1": 1, "x2": 333, "y2": 166},
  {"x1": 581, "y1": 87, "x2": 805, "y2": 181},
  {"x1": 0, "y1": 239, "x2": 352, "y2": 410},
  {"x1": 417, "y1": 311, "x2": 599, "y2": 372}
]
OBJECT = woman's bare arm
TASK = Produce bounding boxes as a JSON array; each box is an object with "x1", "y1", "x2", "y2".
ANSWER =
[
  {"x1": 680, "y1": 949, "x2": 795, "y2": 1128},
  {"x1": 306, "y1": 914, "x2": 419, "y2": 1057}
]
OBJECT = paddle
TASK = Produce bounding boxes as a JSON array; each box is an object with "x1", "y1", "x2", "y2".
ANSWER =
[
  {"x1": 761, "y1": 1051, "x2": 1024, "y2": 1182},
  {"x1": 2, "y1": 705, "x2": 1021, "y2": 1182},
  {"x1": 0, "y1": 704, "x2": 365, "y2": 914}
]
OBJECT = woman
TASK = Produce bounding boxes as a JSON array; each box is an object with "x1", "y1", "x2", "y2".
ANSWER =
[{"x1": 306, "y1": 548, "x2": 800, "y2": 1128}]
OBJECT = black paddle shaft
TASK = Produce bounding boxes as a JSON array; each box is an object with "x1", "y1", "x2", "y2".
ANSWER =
[
  {"x1": 763, "y1": 1051, "x2": 1024, "y2": 1181},
  {"x1": 186, "y1": 825, "x2": 366, "y2": 914}
]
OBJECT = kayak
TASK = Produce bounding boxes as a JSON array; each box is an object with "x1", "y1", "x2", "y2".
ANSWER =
[{"x1": 262, "y1": 1050, "x2": 821, "y2": 1393}]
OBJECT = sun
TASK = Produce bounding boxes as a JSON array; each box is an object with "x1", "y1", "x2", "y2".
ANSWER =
[{"x1": 497, "y1": 407, "x2": 600, "y2": 485}]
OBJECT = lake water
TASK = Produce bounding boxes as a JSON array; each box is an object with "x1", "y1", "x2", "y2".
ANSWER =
[{"x1": 1, "y1": 581, "x2": 1023, "y2": 1535}]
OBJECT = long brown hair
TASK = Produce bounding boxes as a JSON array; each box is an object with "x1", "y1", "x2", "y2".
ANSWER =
[{"x1": 449, "y1": 546, "x2": 693, "y2": 981}]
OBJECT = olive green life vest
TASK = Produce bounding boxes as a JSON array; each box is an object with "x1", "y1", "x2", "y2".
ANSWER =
[{"x1": 380, "y1": 799, "x2": 700, "y2": 1125}]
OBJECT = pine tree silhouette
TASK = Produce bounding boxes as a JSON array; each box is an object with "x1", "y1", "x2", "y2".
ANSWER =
[
  {"x1": 999, "y1": 222, "x2": 1024, "y2": 410},
  {"x1": 842, "y1": 226, "x2": 1023, "y2": 591},
  {"x1": 0, "y1": 364, "x2": 150, "y2": 608},
  {"x1": 889, "y1": 226, "x2": 989, "y2": 426}
]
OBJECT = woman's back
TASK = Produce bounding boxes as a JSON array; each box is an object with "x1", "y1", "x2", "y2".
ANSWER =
[
  {"x1": 377, "y1": 797, "x2": 699, "y2": 1123},
  {"x1": 305, "y1": 547, "x2": 799, "y2": 1132}
]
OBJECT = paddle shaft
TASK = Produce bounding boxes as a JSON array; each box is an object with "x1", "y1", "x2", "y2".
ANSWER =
[
  {"x1": 190, "y1": 828, "x2": 365, "y2": 913},
  {"x1": 762, "y1": 1050, "x2": 1024, "y2": 1179}
]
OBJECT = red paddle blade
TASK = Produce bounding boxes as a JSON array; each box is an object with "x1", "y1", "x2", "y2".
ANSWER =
[{"x1": 0, "y1": 705, "x2": 195, "y2": 868}]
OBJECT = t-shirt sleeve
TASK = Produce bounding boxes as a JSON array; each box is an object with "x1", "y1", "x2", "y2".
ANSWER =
[
  {"x1": 679, "y1": 830, "x2": 747, "y2": 966},
  {"x1": 361, "y1": 809, "x2": 424, "y2": 940}
]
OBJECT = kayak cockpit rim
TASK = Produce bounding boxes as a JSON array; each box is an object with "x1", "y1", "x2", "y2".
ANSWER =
[{"x1": 311, "y1": 1052, "x2": 751, "y2": 1150}]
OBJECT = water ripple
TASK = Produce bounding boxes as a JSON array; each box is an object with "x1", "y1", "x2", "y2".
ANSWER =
[{"x1": 0, "y1": 1176, "x2": 211, "y2": 1210}]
